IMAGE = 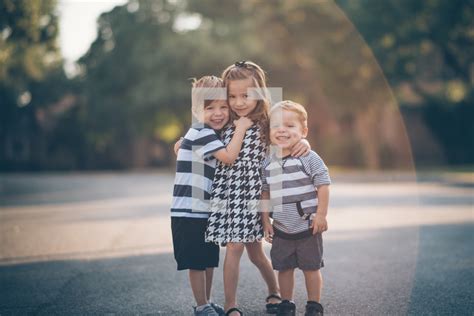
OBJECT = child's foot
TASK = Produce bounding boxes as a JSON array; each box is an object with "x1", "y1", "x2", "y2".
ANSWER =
[
  {"x1": 304, "y1": 301, "x2": 323, "y2": 316},
  {"x1": 194, "y1": 304, "x2": 219, "y2": 316},
  {"x1": 210, "y1": 302, "x2": 226, "y2": 316},
  {"x1": 276, "y1": 300, "x2": 296, "y2": 316},
  {"x1": 265, "y1": 293, "x2": 282, "y2": 314}
]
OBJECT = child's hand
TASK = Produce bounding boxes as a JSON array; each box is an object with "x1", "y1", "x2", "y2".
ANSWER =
[
  {"x1": 263, "y1": 221, "x2": 274, "y2": 244},
  {"x1": 173, "y1": 137, "x2": 183, "y2": 155},
  {"x1": 234, "y1": 116, "x2": 253, "y2": 131},
  {"x1": 311, "y1": 213, "x2": 328, "y2": 234},
  {"x1": 291, "y1": 138, "x2": 311, "y2": 157}
]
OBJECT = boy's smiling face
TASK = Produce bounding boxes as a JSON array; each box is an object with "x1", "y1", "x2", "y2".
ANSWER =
[
  {"x1": 201, "y1": 100, "x2": 229, "y2": 130},
  {"x1": 270, "y1": 109, "x2": 308, "y2": 154}
]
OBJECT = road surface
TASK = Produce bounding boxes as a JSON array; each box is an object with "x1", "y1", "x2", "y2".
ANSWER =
[{"x1": 0, "y1": 170, "x2": 472, "y2": 315}]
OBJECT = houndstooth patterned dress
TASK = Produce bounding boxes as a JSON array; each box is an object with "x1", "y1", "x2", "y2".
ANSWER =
[{"x1": 205, "y1": 124, "x2": 266, "y2": 243}]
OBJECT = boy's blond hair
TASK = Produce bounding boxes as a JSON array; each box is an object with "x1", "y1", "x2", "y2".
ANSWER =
[
  {"x1": 191, "y1": 76, "x2": 225, "y2": 112},
  {"x1": 270, "y1": 100, "x2": 308, "y2": 129}
]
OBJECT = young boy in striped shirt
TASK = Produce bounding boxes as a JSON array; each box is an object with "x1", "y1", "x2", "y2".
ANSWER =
[
  {"x1": 171, "y1": 76, "x2": 253, "y2": 316},
  {"x1": 261, "y1": 100, "x2": 331, "y2": 316}
]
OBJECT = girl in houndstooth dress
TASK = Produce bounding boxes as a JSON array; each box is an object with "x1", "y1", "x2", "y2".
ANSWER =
[
  {"x1": 205, "y1": 123, "x2": 266, "y2": 243},
  {"x1": 206, "y1": 62, "x2": 275, "y2": 315}
]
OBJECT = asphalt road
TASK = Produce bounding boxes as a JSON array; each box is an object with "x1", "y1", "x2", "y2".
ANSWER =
[{"x1": 0, "y1": 170, "x2": 472, "y2": 315}]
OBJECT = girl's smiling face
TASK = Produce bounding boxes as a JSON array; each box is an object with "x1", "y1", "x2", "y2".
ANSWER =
[{"x1": 227, "y1": 78, "x2": 258, "y2": 117}]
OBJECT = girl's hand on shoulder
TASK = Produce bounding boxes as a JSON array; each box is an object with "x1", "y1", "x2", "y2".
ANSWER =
[
  {"x1": 173, "y1": 137, "x2": 183, "y2": 155},
  {"x1": 291, "y1": 138, "x2": 311, "y2": 157},
  {"x1": 234, "y1": 116, "x2": 253, "y2": 130}
]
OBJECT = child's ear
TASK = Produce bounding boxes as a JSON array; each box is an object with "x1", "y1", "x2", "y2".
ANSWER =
[{"x1": 302, "y1": 126, "x2": 308, "y2": 138}]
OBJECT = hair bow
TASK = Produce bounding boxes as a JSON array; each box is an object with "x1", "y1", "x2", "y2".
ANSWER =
[{"x1": 234, "y1": 61, "x2": 247, "y2": 67}]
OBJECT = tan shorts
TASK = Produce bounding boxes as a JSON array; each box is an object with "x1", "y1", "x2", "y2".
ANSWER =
[{"x1": 270, "y1": 233, "x2": 324, "y2": 271}]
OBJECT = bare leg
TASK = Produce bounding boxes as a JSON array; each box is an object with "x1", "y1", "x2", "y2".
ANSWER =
[
  {"x1": 205, "y1": 268, "x2": 214, "y2": 301},
  {"x1": 245, "y1": 241, "x2": 280, "y2": 302},
  {"x1": 189, "y1": 269, "x2": 208, "y2": 306},
  {"x1": 303, "y1": 269, "x2": 322, "y2": 302},
  {"x1": 224, "y1": 242, "x2": 245, "y2": 314},
  {"x1": 278, "y1": 269, "x2": 295, "y2": 301}
]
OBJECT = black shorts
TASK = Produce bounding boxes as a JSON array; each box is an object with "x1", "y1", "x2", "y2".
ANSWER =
[{"x1": 171, "y1": 217, "x2": 219, "y2": 271}]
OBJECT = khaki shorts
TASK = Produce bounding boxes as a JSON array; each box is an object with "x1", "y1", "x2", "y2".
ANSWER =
[{"x1": 270, "y1": 233, "x2": 324, "y2": 271}]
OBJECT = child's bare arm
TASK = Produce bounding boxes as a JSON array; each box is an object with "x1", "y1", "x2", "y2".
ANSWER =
[
  {"x1": 261, "y1": 190, "x2": 274, "y2": 243},
  {"x1": 291, "y1": 138, "x2": 311, "y2": 157},
  {"x1": 213, "y1": 117, "x2": 253, "y2": 164},
  {"x1": 311, "y1": 184, "x2": 330, "y2": 234},
  {"x1": 173, "y1": 137, "x2": 183, "y2": 155}
]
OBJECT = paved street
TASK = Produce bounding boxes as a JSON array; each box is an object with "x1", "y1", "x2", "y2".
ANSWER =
[{"x1": 0, "y1": 170, "x2": 473, "y2": 315}]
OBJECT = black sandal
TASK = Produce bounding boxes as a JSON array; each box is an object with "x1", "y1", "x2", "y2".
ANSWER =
[
  {"x1": 225, "y1": 307, "x2": 243, "y2": 316},
  {"x1": 265, "y1": 294, "x2": 282, "y2": 314}
]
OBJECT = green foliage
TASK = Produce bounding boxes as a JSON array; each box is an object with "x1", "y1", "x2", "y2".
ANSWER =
[
  {"x1": 336, "y1": 0, "x2": 474, "y2": 164},
  {"x1": 0, "y1": 0, "x2": 70, "y2": 170},
  {"x1": 75, "y1": 0, "x2": 261, "y2": 167},
  {"x1": 0, "y1": 0, "x2": 60, "y2": 82},
  {"x1": 336, "y1": 0, "x2": 473, "y2": 93}
]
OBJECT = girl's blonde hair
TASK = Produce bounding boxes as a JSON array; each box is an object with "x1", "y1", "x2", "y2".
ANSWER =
[{"x1": 222, "y1": 61, "x2": 270, "y2": 144}]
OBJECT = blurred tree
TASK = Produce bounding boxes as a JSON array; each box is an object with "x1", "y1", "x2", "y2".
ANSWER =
[
  {"x1": 2, "y1": 0, "x2": 472, "y2": 170},
  {"x1": 188, "y1": 0, "x2": 413, "y2": 169},
  {"x1": 0, "y1": 0, "x2": 75, "y2": 170},
  {"x1": 77, "y1": 0, "x2": 190, "y2": 167},
  {"x1": 336, "y1": 0, "x2": 474, "y2": 165},
  {"x1": 76, "y1": 0, "x2": 256, "y2": 168}
]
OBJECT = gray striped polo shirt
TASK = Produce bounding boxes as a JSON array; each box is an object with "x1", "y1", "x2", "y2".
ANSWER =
[{"x1": 262, "y1": 150, "x2": 331, "y2": 238}]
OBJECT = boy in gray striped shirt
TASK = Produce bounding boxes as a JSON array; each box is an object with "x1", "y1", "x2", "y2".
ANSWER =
[{"x1": 261, "y1": 100, "x2": 331, "y2": 316}]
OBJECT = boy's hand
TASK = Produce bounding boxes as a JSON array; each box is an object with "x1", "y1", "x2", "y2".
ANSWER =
[
  {"x1": 311, "y1": 213, "x2": 328, "y2": 234},
  {"x1": 291, "y1": 138, "x2": 311, "y2": 157},
  {"x1": 234, "y1": 116, "x2": 253, "y2": 131},
  {"x1": 173, "y1": 137, "x2": 183, "y2": 155},
  {"x1": 263, "y1": 220, "x2": 274, "y2": 244}
]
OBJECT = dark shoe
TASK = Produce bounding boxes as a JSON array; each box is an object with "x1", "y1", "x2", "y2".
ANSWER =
[
  {"x1": 266, "y1": 293, "x2": 282, "y2": 314},
  {"x1": 210, "y1": 302, "x2": 226, "y2": 316},
  {"x1": 194, "y1": 304, "x2": 219, "y2": 316},
  {"x1": 304, "y1": 301, "x2": 323, "y2": 316},
  {"x1": 276, "y1": 300, "x2": 296, "y2": 316}
]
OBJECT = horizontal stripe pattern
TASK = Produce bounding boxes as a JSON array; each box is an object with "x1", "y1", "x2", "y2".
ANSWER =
[
  {"x1": 171, "y1": 125, "x2": 225, "y2": 218},
  {"x1": 262, "y1": 150, "x2": 331, "y2": 235},
  {"x1": 272, "y1": 203, "x2": 311, "y2": 234}
]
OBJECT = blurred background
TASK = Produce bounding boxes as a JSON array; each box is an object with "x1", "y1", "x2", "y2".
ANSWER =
[
  {"x1": 1, "y1": 0, "x2": 473, "y2": 172},
  {"x1": 1, "y1": 2, "x2": 473, "y2": 314}
]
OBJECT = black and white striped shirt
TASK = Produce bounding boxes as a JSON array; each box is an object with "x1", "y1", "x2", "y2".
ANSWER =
[
  {"x1": 171, "y1": 124, "x2": 226, "y2": 218},
  {"x1": 262, "y1": 151, "x2": 331, "y2": 237}
]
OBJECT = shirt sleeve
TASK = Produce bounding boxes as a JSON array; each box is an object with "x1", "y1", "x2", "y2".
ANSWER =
[
  {"x1": 302, "y1": 151, "x2": 331, "y2": 187},
  {"x1": 193, "y1": 128, "x2": 226, "y2": 161}
]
